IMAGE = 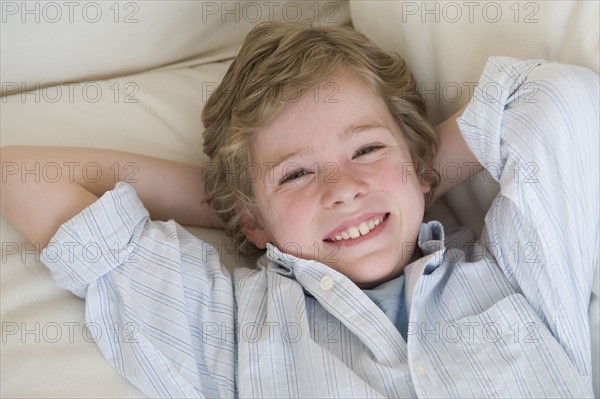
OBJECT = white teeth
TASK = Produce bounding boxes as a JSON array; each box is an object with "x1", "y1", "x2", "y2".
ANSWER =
[
  {"x1": 329, "y1": 216, "x2": 385, "y2": 242},
  {"x1": 358, "y1": 222, "x2": 369, "y2": 235}
]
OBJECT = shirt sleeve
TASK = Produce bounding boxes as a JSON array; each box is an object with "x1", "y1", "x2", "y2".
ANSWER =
[
  {"x1": 457, "y1": 57, "x2": 599, "y2": 375},
  {"x1": 41, "y1": 182, "x2": 236, "y2": 398}
]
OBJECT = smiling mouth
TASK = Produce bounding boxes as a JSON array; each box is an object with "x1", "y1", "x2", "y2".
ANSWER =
[{"x1": 324, "y1": 213, "x2": 390, "y2": 243}]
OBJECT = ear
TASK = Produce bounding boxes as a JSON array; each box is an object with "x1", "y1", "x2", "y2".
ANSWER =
[
  {"x1": 420, "y1": 181, "x2": 431, "y2": 194},
  {"x1": 240, "y1": 212, "x2": 270, "y2": 249}
]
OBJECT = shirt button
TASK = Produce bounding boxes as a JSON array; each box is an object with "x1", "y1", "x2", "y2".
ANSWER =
[
  {"x1": 320, "y1": 275, "x2": 334, "y2": 291},
  {"x1": 413, "y1": 361, "x2": 426, "y2": 376}
]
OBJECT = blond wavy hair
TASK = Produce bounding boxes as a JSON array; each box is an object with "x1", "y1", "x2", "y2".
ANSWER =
[{"x1": 202, "y1": 22, "x2": 440, "y2": 255}]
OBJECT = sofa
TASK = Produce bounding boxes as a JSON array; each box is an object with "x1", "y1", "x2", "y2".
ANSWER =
[{"x1": 1, "y1": 1, "x2": 598, "y2": 397}]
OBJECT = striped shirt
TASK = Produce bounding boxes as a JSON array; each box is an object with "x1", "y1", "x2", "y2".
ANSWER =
[{"x1": 42, "y1": 57, "x2": 599, "y2": 398}]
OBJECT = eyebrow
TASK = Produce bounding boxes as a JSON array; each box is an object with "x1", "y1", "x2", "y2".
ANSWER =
[
  {"x1": 343, "y1": 124, "x2": 387, "y2": 139},
  {"x1": 269, "y1": 124, "x2": 387, "y2": 170},
  {"x1": 270, "y1": 148, "x2": 313, "y2": 170}
]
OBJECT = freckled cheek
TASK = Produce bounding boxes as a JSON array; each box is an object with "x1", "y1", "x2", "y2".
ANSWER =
[
  {"x1": 373, "y1": 163, "x2": 410, "y2": 189},
  {"x1": 270, "y1": 192, "x2": 316, "y2": 232}
]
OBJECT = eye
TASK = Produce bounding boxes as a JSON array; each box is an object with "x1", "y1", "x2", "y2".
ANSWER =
[
  {"x1": 353, "y1": 144, "x2": 385, "y2": 159},
  {"x1": 280, "y1": 168, "x2": 310, "y2": 185}
]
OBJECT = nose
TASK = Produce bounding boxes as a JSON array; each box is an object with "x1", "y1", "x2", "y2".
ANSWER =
[{"x1": 321, "y1": 165, "x2": 368, "y2": 208}]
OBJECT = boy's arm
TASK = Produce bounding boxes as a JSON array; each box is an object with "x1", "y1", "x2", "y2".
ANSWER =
[
  {"x1": 432, "y1": 104, "x2": 483, "y2": 201},
  {"x1": 0, "y1": 145, "x2": 222, "y2": 248},
  {"x1": 457, "y1": 58, "x2": 598, "y2": 376}
]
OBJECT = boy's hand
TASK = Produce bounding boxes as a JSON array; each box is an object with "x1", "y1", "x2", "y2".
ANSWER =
[{"x1": 0, "y1": 146, "x2": 223, "y2": 248}]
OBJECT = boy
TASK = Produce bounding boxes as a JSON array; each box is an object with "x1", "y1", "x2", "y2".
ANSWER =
[{"x1": 1, "y1": 22, "x2": 598, "y2": 398}]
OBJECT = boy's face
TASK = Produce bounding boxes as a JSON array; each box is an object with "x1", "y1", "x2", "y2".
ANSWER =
[{"x1": 247, "y1": 69, "x2": 430, "y2": 287}]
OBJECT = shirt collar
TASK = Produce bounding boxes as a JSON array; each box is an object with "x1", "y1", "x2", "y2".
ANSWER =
[
  {"x1": 418, "y1": 220, "x2": 445, "y2": 256},
  {"x1": 265, "y1": 243, "x2": 306, "y2": 274},
  {"x1": 265, "y1": 222, "x2": 447, "y2": 319},
  {"x1": 404, "y1": 221, "x2": 447, "y2": 313}
]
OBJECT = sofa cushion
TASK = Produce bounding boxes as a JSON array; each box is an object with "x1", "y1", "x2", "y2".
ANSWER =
[
  {"x1": 350, "y1": 0, "x2": 599, "y2": 123},
  {"x1": 1, "y1": 0, "x2": 350, "y2": 94}
]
